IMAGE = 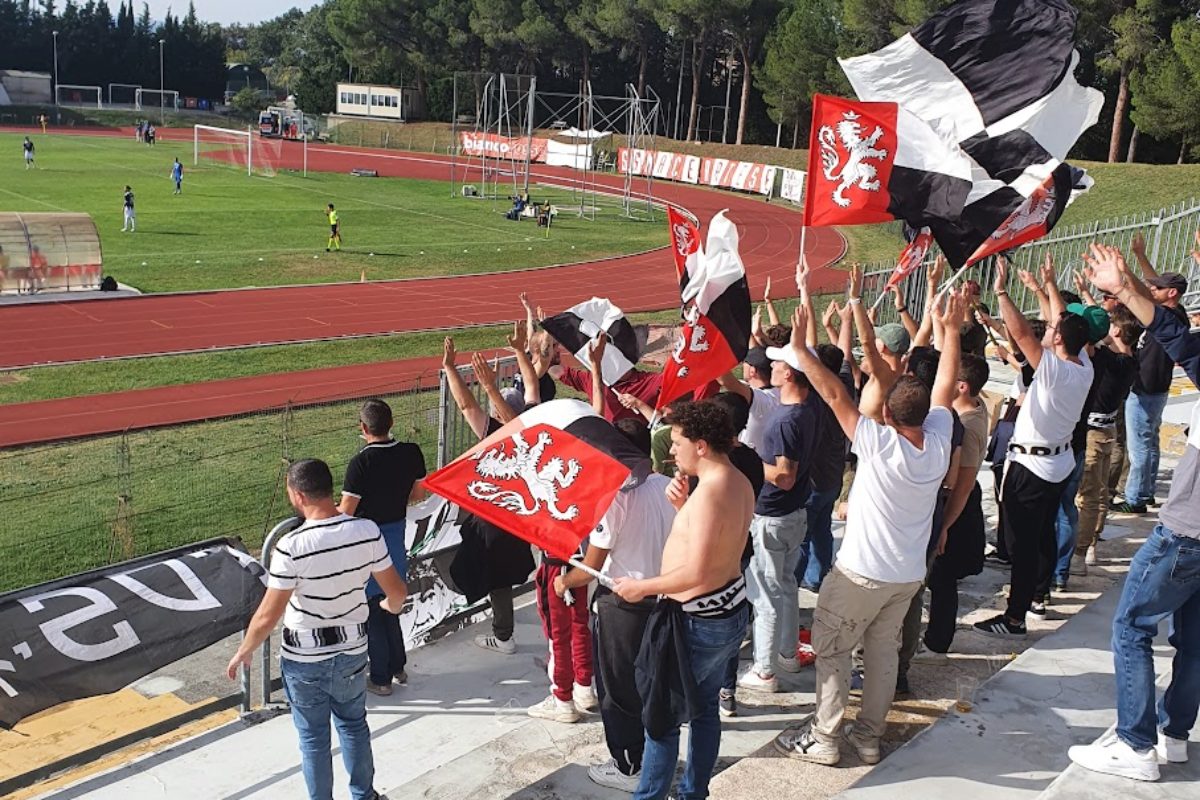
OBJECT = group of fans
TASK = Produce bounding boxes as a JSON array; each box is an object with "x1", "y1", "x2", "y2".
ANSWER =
[{"x1": 233, "y1": 236, "x2": 1200, "y2": 800}]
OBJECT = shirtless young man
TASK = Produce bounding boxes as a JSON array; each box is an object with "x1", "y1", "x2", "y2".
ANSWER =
[{"x1": 614, "y1": 400, "x2": 755, "y2": 800}]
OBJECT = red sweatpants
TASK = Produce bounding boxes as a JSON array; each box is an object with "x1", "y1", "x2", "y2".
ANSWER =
[{"x1": 535, "y1": 561, "x2": 594, "y2": 701}]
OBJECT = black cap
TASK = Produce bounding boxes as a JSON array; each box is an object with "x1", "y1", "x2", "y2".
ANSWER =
[
  {"x1": 744, "y1": 347, "x2": 772, "y2": 373},
  {"x1": 1146, "y1": 272, "x2": 1188, "y2": 294}
]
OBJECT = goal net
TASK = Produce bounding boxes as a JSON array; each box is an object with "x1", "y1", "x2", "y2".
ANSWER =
[
  {"x1": 107, "y1": 83, "x2": 141, "y2": 106},
  {"x1": 135, "y1": 88, "x2": 180, "y2": 113},
  {"x1": 56, "y1": 84, "x2": 102, "y2": 108},
  {"x1": 193, "y1": 124, "x2": 282, "y2": 177}
]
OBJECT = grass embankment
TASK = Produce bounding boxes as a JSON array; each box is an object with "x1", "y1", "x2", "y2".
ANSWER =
[{"x1": 0, "y1": 132, "x2": 665, "y2": 293}]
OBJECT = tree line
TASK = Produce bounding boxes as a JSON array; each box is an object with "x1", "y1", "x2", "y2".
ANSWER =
[
  {"x1": 0, "y1": 1, "x2": 226, "y2": 100},
  {"x1": 4, "y1": 0, "x2": 1200, "y2": 162}
]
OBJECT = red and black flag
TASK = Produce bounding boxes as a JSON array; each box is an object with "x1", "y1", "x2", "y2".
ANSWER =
[
  {"x1": 883, "y1": 226, "x2": 934, "y2": 293},
  {"x1": 423, "y1": 399, "x2": 648, "y2": 560},
  {"x1": 838, "y1": 0, "x2": 1103, "y2": 267},
  {"x1": 802, "y1": 94, "x2": 973, "y2": 231},
  {"x1": 657, "y1": 211, "x2": 752, "y2": 410}
]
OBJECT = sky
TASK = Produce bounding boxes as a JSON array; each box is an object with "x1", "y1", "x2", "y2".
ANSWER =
[{"x1": 140, "y1": 0, "x2": 321, "y2": 26}]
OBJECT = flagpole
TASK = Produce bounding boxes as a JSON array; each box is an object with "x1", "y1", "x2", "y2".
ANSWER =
[{"x1": 568, "y1": 557, "x2": 614, "y2": 590}]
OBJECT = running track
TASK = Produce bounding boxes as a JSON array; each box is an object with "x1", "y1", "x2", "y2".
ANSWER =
[
  {"x1": 0, "y1": 129, "x2": 844, "y2": 369},
  {"x1": 0, "y1": 128, "x2": 846, "y2": 446}
]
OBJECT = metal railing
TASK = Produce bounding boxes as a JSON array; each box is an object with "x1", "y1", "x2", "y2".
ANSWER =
[
  {"x1": 862, "y1": 198, "x2": 1200, "y2": 325},
  {"x1": 437, "y1": 355, "x2": 521, "y2": 466}
]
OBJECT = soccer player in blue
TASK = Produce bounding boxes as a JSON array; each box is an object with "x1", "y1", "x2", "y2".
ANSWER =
[{"x1": 170, "y1": 158, "x2": 183, "y2": 195}]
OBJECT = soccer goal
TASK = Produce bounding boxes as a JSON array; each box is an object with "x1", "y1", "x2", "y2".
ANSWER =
[
  {"x1": 56, "y1": 84, "x2": 102, "y2": 108},
  {"x1": 135, "y1": 88, "x2": 179, "y2": 113},
  {"x1": 107, "y1": 83, "x2": 141, "y2": 106},
  {"x1": 194, "y1": 124, "x2": 282, "y2": 177}
]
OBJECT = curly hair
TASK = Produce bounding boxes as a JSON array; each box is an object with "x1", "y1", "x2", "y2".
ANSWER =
[{"x1": 665, "y1": 399, "x2": 735, "y2": 454}]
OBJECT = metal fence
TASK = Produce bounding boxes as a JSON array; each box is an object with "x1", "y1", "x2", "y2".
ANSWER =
[
  {"x1": 437, "y1": 354, "x2": 522, "y2": 465},
  {"x1": 863, "y1": 198, "x2": 1200, "y2": 324}
]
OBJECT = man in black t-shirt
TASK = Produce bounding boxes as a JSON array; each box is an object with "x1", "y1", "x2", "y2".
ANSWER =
[
  {"x1": 338, "y1": 398, "x2": 427, "y2": 695},
  {"x1": 796, "y1": 344, "x2": 849, "y2": 592}
]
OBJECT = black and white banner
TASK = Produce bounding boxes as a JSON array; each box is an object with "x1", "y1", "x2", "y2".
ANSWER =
[
  {"x1": 541, "y1": 297, "x2": 640, "y2": 386},
  {"x1": 0, "y1": 539, "x2": 265, "y2": 729},
  {"x1": 839, "y1": 0, "x2": 1104, "y2": 266}
]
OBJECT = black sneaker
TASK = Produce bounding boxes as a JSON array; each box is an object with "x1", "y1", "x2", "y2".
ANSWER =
[
  {"x1": 974, "y1": 614, "x2": 1027, "y2": 638},
  {"x1": 895, "y1": 672, "x2": 911, "y2": 698},
  {"x1": 1113, "y1": 502, "x2": 1147, "y2": 514},
  {"x1": 719, "y1": 689, "x2": 737, "y2": 718},
  {"x1": 1148, "y1": 497, "x2": 1164, "y2": 509},
  {"x1": 1030, "y1": 600, "x2": 1047, "y2": 616}
]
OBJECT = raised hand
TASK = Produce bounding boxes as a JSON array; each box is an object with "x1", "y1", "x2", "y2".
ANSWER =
[
  {"x1": 823, "y1": 299, "x2": 840, "y2": 327},
  {"x1": 928, "y1": 253, "x2": 947, "y2": 287},
  {"x1": 791, "y1": 304, "x2": 809, "y2": 349},
  {"x1": 892, "y1": 285, "x2": 905, "y2": 311},
  {"x1": 1017, "y1": 269, "x2": 1042, "y2": 293},
  {"x1": 1131, "y1": 232, "x2": 1146, "y2": 258},
  {"x1": 795, "y1": 256, "x2": 811, "y2": 294},
  {"x1": 1038, "y1": 252, "x2": 1056, "y2": 288},
  {"x1": 587, "y1": 331, "x2": 608, "y2": 368},
  {"x1": 471, "y1": 351, "x2": 497, "y2": 387},
  {"x1": 1072, "y1": 269, "x2": 1089, "y2": 297},
  {"x1": 442, "y1": 336, "x2": 457, "y2": 369},
  {"x1": 1081, "y1": 242, "x2": 1129, "y2": 296},
  {"x1": 994, "y1": 255, "x2": 1009, "y2": 295},
  {"x1": 1192, "y1": 229, "x2": 1200, "y2": 267},
  {"x1": 519, "y1": 292, "x2": 533, "y2": 311},
  {"x1": 507, "y1": 321, "x2": 527, "y2": 353},
  {"x1": 665, "y1": 469, "x2": 690, "y2": 511},
  {"x1": 848, "y1": 263, "x2": 863, "y2": 301},
  {"x1": 763, "y1": 275, "x2": 772, "y2": 302}
]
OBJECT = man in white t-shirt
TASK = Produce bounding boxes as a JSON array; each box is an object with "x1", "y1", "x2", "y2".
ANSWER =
[
  {"x1": 226, "y1": 459, "x2": 407, "y2": 800},
  {"x1": 554, "y1": 420, "x2": 675, "y2": 792},
  {"x1": 771, "y1": 279, "x2": 962, "y2": 768},
  {"x1": 719, "y1": 346, "x2": 781, "y2": 456},
  {"x1": 975, "y1": 256, "x2": 1094, "y2": 638}
]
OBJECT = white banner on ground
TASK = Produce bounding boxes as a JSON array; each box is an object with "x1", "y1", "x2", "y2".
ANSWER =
[
  {"x1": 780, "y1": 168, "x2": 806, "y2": 204},
  {"x1": 545, "y1": 138, "x2": 594, "y2": 169}
]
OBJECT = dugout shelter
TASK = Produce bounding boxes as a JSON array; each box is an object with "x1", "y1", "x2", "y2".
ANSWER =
[{"x1": 0, "y1": 213, "x2": 103, "y2": 295}]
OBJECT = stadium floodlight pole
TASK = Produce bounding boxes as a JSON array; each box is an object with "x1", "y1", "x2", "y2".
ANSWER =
[
  {"x1": 52, "y1": 31, "x2": 59, "y2": 111},
  {"x1": 722, "y1": 57, "x2": 732, "y2": 145},
  {"x1": 673, "y1": 38, "x2": 685, "y2": 141},
  {"x1": 159, "y1": 39, "x2": 165, "y2": 125}
]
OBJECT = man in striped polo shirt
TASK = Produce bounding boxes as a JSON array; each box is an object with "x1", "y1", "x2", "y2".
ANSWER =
[{"x1": 227, "y1": 459, "x2": 407, "y2": 800}]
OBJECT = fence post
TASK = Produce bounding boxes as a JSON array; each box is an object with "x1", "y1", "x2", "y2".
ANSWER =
[
  {"x1": 110, "y1": 433, "x2": 134, "y2": 563},
  {"x1": 1149, "y1": 204, "x2": 1167, "y2": 271}
]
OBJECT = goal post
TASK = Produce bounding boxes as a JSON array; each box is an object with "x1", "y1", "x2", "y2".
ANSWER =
[
  {"x1": 55, "y1": 84, "x2": 102, "y2": 108},
  {"x1": 107, "y1": 83, "x2": 141, "y2": 106},
  {"x1": 135, "y1": 88, "x2": 179, "y2": 112},
  {"x1": 194, "y1": 124, "x2": 252, "y2": 176}
]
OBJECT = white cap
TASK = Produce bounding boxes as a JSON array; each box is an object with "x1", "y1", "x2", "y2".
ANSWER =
[{"x1": 764, "y1": 345, "x2": 816, "y2": 373}]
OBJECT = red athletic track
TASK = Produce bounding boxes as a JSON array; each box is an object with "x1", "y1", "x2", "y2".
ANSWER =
[
  {"x1": 0, "y1": 127, "x2": 845, "y2": 447},
  {"x1": 0, "y1": 127, "x2": 844, "y2": 369}
]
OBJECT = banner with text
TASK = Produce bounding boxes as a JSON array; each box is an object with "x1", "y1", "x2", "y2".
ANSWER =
[
  {"x1": 0, "y1": 539, "x2": 265, "y2": 729},
  {"x1": 780, "y1": 168, "x2": 806, "y2": 204},
  {"x1": 617, "y1": 147, "x2": 778, "y2": 196},
  {"x1": 460, "y1": 132, "x2": 548, "y2": 163}
]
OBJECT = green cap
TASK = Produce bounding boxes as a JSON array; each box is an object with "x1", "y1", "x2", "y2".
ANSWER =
[{"x1": 1066, "y1": 302, "x2": 1110, "y2": 343}]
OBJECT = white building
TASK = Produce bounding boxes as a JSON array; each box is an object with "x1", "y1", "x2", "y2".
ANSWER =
[{"x1": 335, "y1": 82, "x2": 423, "y2": 121}]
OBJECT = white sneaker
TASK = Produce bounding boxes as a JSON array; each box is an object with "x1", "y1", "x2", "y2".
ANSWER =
[
  {"x1": 1086, "y1": 545, "x2": 1098, "y2": 567},
  {"x1": 587, "y1": 758, "x2": 640, "y2": 792},
  {"x1": 527, "y1": 694, "x2": 580, "y2": 723},
  {"x1": 1069, "y1": 554, "x2": 1088, "y2": 577},
  {"x1": 776, "y1": 654, "x2": 802, "y2": 673},
  {"x1": 774, "y1": 724, "x2": 840, "y2": 765},
  {"x1": 573, "y1": 682, "x2": 598, "y2": 711},
  {"x1": 474, "y1": 633, "x2": 516, "y2": 655},
  {"x1": 1157, "y1": 730, "x2": 1189, "y2": 764},
  {"x1": 1068, "y1": 733, "x2": 1160, "y2": 781},
  {"x1": 842, "y1": 723, "x2": 882, "y2": 765},
  {"x1": 737, "y1": 667, "x2": 779, "y2": 693},
  {"x1": 911, "y1": 643, "x2": 949, "y2": 665}
]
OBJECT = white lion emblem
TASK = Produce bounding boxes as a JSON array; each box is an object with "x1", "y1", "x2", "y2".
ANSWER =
[
  {"x1": 819, "y1": 111, "x2": 888, "y2": 208},
  {"x1": 467, "y1": 431, "x2": 581, "y2": 521},
  {"x1": 671, "y1": 321, "x2": 710, "y2": 365},
  {"x1": 990, "y1": 189, "x2": 1056, "y2": 242},
  {"x1": 673, "y1": 223, "x2": 697, "y2": 257}
]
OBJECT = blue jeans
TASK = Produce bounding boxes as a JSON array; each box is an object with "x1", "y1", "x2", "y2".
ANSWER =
[
  {"x1": 636, "y1": 604, "x2": 749, "y2": 800},
  {"x1": 281, "y1": 652, "x2": 377, "y2": 800},
  {"x1": 746, "y1": 509, "x2": 807, "y2": 672},
  {"x1": 1124, "y1": 393, "x2": 1168, "y2": 505},
  {"x1": 1112, "y1": 524, "x2": 1200, "y2": 751},
  {"x1": 797, "y1": 486, "x2": 839, "y2": 589},
  {"x1": 1051, "y1": 450, "x2": 1086, "y2": 586}
]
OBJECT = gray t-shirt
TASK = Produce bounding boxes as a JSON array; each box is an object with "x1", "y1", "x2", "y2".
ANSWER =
[{"x1": 1160, "y1": 399, "x2": 1200, "y2": 540}]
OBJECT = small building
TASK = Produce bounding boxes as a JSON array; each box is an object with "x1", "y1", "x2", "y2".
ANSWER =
[
  {"x1": 335, "y1": 82, "x2": 424, "y2": 121},
  {"x1": 0, "y1": 70, "x2": 53, "y2": 105}
]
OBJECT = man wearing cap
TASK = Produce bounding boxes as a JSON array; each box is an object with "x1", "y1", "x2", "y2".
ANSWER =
[
  {"x1": 975, "y1": 257, "x2": 1094, "y2": 638},
  {"x1": 844, "y1": 267, "x2": 913, "y2": 424},
  {"x1": 719, "y1": 346, "x2": 781, "y2": 457},
  {"x1": 736, "y1": 333, "x2": 817, "y2": 693},
  {"x1": 1040, "y1": 302, "x2": 1113, "y2": 598},
  {"x1": 1117, "y1": 271, "x2": 1189, "y2": 513}
]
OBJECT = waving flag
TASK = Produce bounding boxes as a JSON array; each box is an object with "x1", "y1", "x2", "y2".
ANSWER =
[
  {"x1": 423, "y1": 400, "x2": 647, "y2": 560},
  {"x1": 667, "y1": 206, "x2": 701, "y2": 294},
  {"x1": 839, "y1": 0, "x2": 1103, "y2": 267},
  {"x1": 803, "y1": 94, "x2": 973, "y2": 229},
  {"x1": 884, "y1": 227, "x2": 934, "y2": 293},
  {"x1": 657, "y1": 211, "x2": 752, "y2": 410},
  {"x1": 541, "y1": 298, "x2": 640, "y2": 386}
]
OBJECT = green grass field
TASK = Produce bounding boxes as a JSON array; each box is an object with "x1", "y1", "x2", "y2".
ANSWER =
[{"x1": 0, "y1": 132, "x2": 666, "y2": 292}]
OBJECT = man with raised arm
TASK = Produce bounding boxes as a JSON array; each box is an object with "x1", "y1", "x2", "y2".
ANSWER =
[
  {"x1": 772, "y1": 288, "x2": 962, "y2": 767},
  {"x1": 613, "y1": 400, "x2": 755, "y2": 800},
  {"x1": 974, "y1": 256, "x2": 1094, "y2": 638},
  {"x1": 1065, "y1": 242, "x2": 1200, "y2": 782}
]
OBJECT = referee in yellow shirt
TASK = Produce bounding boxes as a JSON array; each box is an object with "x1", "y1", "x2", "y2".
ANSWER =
[{"x1": 326, "y1": 203, "x2": 341, "y2": 252}]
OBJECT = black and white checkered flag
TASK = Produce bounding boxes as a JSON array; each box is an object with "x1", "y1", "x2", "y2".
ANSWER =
[{"x1": 541, "y1": 298, "x2": 640, "y2": 386}]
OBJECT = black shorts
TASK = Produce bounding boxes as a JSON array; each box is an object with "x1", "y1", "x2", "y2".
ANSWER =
[{"x1": 330, "y1": 225, "x2": 339, "y2": 235}]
